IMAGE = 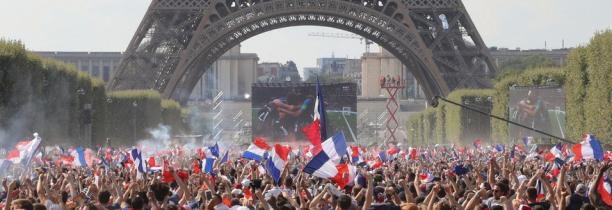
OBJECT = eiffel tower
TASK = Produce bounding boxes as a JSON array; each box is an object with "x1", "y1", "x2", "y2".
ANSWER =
[{"x1": 108, "y1": 0, "x2": 497, "y2": 103}]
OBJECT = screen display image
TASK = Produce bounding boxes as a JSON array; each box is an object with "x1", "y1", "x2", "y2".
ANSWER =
[
  {"x1": 252, "y1": 83, "x2": 357, "y2": 143},
  {"x1": 508, "y1": 86, "x2": 566, "y2": 139}
]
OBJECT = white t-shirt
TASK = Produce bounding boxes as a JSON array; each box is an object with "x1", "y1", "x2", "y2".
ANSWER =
[
  {"x1": 45, "y1": 200, "x2": 61, "y2": 210},
  {"x1": 214, "y1": 203, "x2": 230, "y2": 210},
  {"x1": 229, "y1": 205, "x2": 250, "y2": 210}
]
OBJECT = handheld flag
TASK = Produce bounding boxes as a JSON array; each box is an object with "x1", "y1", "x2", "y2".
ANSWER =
[
  {"x1": 266, "y1": 144, "x2": 291, "y2": 185},
  {"x1": 7, "y1": 133, "x2": 42, "y2": 165},
  {"x1": 243, "y1": 137, "x2": 271, "y2": 161},
  {"x1": 302, "y1": 79, "x2": 327, "y2": 155},
  {"x1": 572, "y1": 134, "x2": 604, "y2": 161},
  {"x1": 219, "y1": 150, "x2": 229, "y2": 165},
  {"x1": 303, "y1": 132, "x2": 348, "y2": 178},
  {"x1": 203, "y1": 158, "x2": 215, "y2": 174},
  {"x1": 597, "y1": 175, "x2": 612, "y2": 206},
  {"x1": 72, "y1": 146, "x2": 88, "y2": 167},
  {"x1": 130, "y1": 148, "x2": 147, "y2": 178}
]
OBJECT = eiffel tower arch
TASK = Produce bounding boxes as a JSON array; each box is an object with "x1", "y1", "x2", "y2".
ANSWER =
[{"x1": 108, "y1": 0, "x2": 498, "y2": 103}]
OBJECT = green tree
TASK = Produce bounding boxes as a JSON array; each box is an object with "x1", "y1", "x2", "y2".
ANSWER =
[{"x1": 496, "y1": 55, "x2": 555, "y2": 81}]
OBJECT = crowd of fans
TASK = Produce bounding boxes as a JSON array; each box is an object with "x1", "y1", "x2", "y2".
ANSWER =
[{"x1": 1, "y1": 144, "x2": 611, "y2": 210}]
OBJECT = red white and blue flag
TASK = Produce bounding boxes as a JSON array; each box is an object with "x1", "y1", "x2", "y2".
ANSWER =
[
  {"x1": 347, "y1": 146, "x2": 363, "y2": 164},
  {"x1": 130, "y1": 148, "x2": 147, "y2": 178},
  {"x1": 550, "y1": 143, "x2": 563, "y2": 158},
  {"x1": 332, "y1": 163, "x2": 357, "y2": 188},
  {"x1": 572, "y1": 134, "x2": 604, "y2": 161},
  {"x1": 243, "y1": 137, "x2": 271, "y2": 161},
  {"x1": 420, "y1": 172, "x2": 434, "y2": 183},
  {"x1": 266, "y1": 144, "x2": 291, "y2": 185},
  {"x1": 203, "y1": 142, "x2": 220, "y2": 158},
  {"x1": 6, "y1": 134, "x2": 42, "y2": 165},
  {"x1": 302, "y1": 79, "x2": 327, "y2": 155},
  {"x1": 72, "y1": 146, "x2": 88, "y2": 167},
  {"x1": 535, "y1": 179, "x2": 546, "y2": 200},
  {"x1": 303, "y1": 132, "x2": 348, "y2": 178},
  {"x1": 597, "y1": 175, "x2": 612, "y2": 206}
]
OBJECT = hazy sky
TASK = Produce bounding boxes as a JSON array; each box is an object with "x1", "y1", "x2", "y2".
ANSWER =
[{"x1": 1, "y1": 0, "x2": 610, "y2": 70}]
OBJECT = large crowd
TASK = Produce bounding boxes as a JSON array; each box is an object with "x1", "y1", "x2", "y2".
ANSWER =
[{"x1": 1, "y1": 138, "x2": 611, "y2": 210}]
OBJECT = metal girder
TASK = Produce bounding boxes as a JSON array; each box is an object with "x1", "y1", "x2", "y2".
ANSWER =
[{"x1": 109, "y1": 0, "x2": 497, "y2": 104}]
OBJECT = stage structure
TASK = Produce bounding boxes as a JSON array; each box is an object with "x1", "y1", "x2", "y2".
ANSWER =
[
  {"x1": 108, "y1": 0, "x2": 497, "y2": 105},
  {"x1": 379, "y1": 75, "x2": 405, "y2": 143}
]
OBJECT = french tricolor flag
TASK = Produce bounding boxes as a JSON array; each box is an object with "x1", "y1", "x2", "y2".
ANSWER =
[
  {"x1": 72, "y1": 146, "x2": 88, "y2": 167},
  {"x1": 597, "y1": 175, "x2": 612, "y2": 206},
  {"x1": 572, "y1": 134, "x2": 604, "y2": 161},
  {"x1": 368, "y1": 160, "x2": 383, "y2": 169},
  {"x1": 243, "y1": 137, "x2": 271, "y2": 161},
  {"x1": 347, "y1": 146, "x2": 363, "y2": 164},
  {"x1": 6, "y1": 133, "x2": 42, "y2": 165},
  {"x1": 420, "y1": 172, "x2": 434, "y2": 183},
  {"x1": 203, "y1": 143, "x2": 220, "y2": 158},
  {"x1": 303, "y1": 132, "x2": 348, "y2": 179},
  {"x1": 266, "y1": 144, "x2": 291, "y2": 185},
  {"x1": 535, "y1": 179, "x2": 545, "y2": 200},
  {"x1": 550, "y1": 143, "x2": 563, "y2": 158},
  {"x1": 130, "y1": 148, "x2": 147, "y2": 178},
  {"x1": 332, "y1": 163, "x2": 357, "y2": 188},
  {"x1": 302, "y1": 79, "x2": 327, "y2": 155}
]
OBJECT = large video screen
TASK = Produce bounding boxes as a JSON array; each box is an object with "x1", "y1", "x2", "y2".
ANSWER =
[
  {"x1": 508, "y1": 86, "x2": 566, "y2": 139},
  {"x1": 252, "y1": 83, "x2": 357, "y2": 143}
]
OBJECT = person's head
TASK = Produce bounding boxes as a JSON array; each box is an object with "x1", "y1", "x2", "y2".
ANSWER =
[
  {"x1": 526, "y1": 187, "x2": 537, "y2": 201},
  {"x1": 575, "y1": 183, "x2": 588, "y2": 196},
  {"x1": 32, "y1": 204, "x2": 46, "y2": 210},
  {"x1": 400, "y1": 203, "x2": 418, "y2": 210},
  {"x1": 131, "y1": 197, "x2": 145, "y2": 210},
  {"x1": 493, "y1": 183, "x2": 509, "y2": 199},
  {"x1": 98, "y1": 191, "x2": 111, "y2": 205},
  {"x1": 212, "y1": 194, "x2": 223, "y2": 205},
  {"x1": 11, "y1": 199, "x2": 33, "y2": 210},
  {"x1": 533, "y1": 205, "x2": 545, "y2": 210},
  {"x1": 84, "y1": 203, "x2": 98, "y2": 210},
  {"x1": 374, "y1": 186, "x2": 386, "y2": 203},
  {"x1": 231, "y1": 198, "x2": 241, "y2": 206},
  {"x1": 490, "y1": 205, "x2": 504, "y2": 210},
  {"x1": 149, "y1": 182, "x2": 171, "y2": 202},
  {"x1": 337, "y1": 195, "x2": 352, "y2": 210},
  {"x1": 580, "y1": 203, "x2": 596, "y2": 210},
  {"x1": 166, "y1": 204, "x2": 179, "y2": 210},
  {"x1": 433, "y1": 200, "x2": 452, "y2": 210}
]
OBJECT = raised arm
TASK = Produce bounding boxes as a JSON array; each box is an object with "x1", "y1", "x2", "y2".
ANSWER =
[{"x1": 362, "y1": 172, "x2": 374, "y2": 210}]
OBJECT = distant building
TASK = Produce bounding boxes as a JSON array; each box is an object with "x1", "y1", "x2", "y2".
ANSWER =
[
  {"x1": 304, "y1": 57, "x2": 361, "y2": 94},
  {"x1": 256, "y1": 61, "x2": 301, "y2": 83},
  {"x1": 32, "y1": 51, "x2": 123, "y2": 82},
  {"x1": 303, "y1": 67, "x2": 321, "y2": 81},
  {"x1": 316, "y1": 57, "x2": 361, "y2": 78},
  {"x1": 360, "y1": 47, "x2": 423, "y2": 99},
  {"x1": 489, "y1": 47, "x2": 571, "y2": 67},
  {"x1": 279, "y1": 61, "x2": 301, "y2": 82},
  {"x1": 256, "y1": 62, "x2": 282, "y2": 83},
  {"x1": 190, "y1": 45, "x2": 259, "y2": 101}
]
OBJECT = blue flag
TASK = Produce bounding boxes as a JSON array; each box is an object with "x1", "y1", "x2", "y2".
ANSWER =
[
  {"x1": 209, "y1": 143, "x2": 220, "y2": 158},
  {"x1": 378, "y1": 150, "x2": 388, "y2": 162},
  {"x1": 219, "y1": 150, "x2": 229, "y2": 165},
  {"x1": 315, "y1": 79, "x2": 327, "y2": 142},
  {"x1": 203, "y1": 158, "x2": 215, "y2": 174}
]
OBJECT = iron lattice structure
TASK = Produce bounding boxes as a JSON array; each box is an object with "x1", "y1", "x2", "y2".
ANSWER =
[
  {"x1": 381, "y1": 79, "x2": 405, "y2": 144},
  {"x1": 108, "y1": 0, "x2": 497, "y2": 104}
]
